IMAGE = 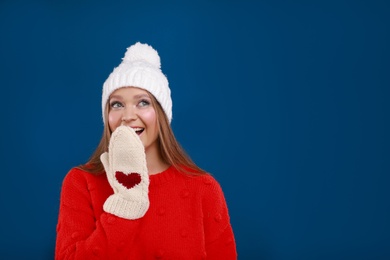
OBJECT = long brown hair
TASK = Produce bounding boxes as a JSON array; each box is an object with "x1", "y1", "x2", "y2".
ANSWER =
[{"x1": 77, "y1": 89, "x2": 206, "y2": 176}]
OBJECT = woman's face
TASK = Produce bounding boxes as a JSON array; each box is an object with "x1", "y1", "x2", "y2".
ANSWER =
[{"x1": 108, "y1": 87, "x2": 159, "y2": 151}]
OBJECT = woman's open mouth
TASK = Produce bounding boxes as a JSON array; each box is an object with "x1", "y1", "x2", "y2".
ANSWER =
[{"x1": 132, "y1": 127, "x2": 144, "y2": 135}]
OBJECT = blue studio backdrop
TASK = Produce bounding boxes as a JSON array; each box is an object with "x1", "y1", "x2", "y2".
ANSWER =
[{"x1": 0, "y1": 0, "x2": 389, "y2": 259}]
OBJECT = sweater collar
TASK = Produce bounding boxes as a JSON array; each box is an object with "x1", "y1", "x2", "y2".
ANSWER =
[{"x1": 149, "y1": 165, "x2": 178, "y2": 187}]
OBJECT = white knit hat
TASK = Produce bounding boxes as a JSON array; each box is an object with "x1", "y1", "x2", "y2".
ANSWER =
[{"x1": 102, "y1": 42, "x2": 172, "y2": 123}]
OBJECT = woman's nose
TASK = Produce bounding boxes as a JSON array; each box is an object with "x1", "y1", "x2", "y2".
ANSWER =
[{"x1": 121, "y1": 107, "x2": 137, "y2": 123}]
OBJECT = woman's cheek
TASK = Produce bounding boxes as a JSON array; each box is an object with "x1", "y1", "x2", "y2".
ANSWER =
[
  {"x1": 108, "y1": 112, "x2": 121, "y2": 131},
  {"x1": 141, "y1": 109, "x2": 157, "y2": 124}
]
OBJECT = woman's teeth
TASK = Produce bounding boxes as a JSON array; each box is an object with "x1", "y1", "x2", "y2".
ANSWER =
[{"x1": 133, "y1": 128, "x2": 144, "y2": 135}]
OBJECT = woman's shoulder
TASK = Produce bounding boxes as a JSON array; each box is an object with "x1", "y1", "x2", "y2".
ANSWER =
[
  {"x1": 188, "y1": 172, "x2": 220, "y2": 187},
  {"x1": 62, "y1": 166, "x2": 106, "y2": 187},
  {"x1": 179, "y1": 171, "x2": 229, "y2": 217},
  {"x1": 174, "y1": 167, "x2": 224, "y2": 195},
  {"x1": 65, "y1": 167, "x2": 91, "y2": 179}
]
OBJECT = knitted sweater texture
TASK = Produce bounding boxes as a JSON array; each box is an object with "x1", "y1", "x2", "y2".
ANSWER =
[{"x1": 55, "y1": 166, "x2": 237, "y2": 259}]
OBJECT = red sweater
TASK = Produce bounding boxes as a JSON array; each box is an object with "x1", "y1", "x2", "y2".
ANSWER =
[{"x1": 55, "y1": 166, "x2": 237, "y2": 259}]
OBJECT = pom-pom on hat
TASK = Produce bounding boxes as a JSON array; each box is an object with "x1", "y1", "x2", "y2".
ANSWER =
[{"x1": 102, "y1": 42, "x2": 172, "y2": 123}]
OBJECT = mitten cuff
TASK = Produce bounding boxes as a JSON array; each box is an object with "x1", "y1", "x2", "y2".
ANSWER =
[{"x1": 104, "y1": 194, "x2": 150, "y2": 220}]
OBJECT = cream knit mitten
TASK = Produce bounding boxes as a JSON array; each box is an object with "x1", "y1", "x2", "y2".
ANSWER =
[{"x1": 100, "y1": 125, "x2": 149, "y2": 220}]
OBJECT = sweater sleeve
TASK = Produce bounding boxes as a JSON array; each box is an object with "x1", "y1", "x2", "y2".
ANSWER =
[
  {"x1": 55, "y1": 169, "x2": 140, "y2": 260},
  {"x1": 202, "y1": 176, "x2": 237, "y2": 259}
]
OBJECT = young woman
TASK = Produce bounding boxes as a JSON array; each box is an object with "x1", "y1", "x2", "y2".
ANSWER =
[{"x1": 55, "y1": 42, "x2": 237, "y2": 259}]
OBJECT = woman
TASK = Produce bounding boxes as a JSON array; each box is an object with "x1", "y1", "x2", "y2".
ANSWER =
[{"x1": 55, "y1": 42, "x2": 237, "y2": 259}]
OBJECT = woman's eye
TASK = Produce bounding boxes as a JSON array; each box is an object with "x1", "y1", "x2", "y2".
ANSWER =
[
  {"x1": 138, "y1": 99, "x2": 150, "y2": 107},
  {"x1": 110, "y1": 101, "x2": 123, "y2": 108}
]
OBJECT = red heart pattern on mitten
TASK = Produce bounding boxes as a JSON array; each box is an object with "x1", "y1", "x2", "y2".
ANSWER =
[{"x1": 115, "y1": 171, "x2": 141, "y2": 189}]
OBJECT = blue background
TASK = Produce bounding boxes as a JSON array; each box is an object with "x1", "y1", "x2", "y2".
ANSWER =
[{"x1": 0, "y1": 0, "x2": 389, "y2": 259}]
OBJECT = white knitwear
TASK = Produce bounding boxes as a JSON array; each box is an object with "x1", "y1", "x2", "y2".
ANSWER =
[
  {"x1": 100, "y1": 125, "x2": 149, "y2": 219},
  {"x1": 102, "y1": 42, "x2": 172, "y2": 123}
]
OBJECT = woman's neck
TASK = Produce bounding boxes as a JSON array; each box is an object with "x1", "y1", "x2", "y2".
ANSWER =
[{"x1": 145, "y1": 143, "x2": 169, "y2": 175}]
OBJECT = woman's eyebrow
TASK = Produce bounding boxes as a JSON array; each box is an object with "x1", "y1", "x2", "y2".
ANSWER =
[
  {"x1": 109, "y1": 94, "x2": 123, "y2": 100},
  {"x1": 134, "y1": 94, "x2": 151, "y2": 99},
  {"x1": 109, "y1": 94, "x2": 150, "y2": 100}
]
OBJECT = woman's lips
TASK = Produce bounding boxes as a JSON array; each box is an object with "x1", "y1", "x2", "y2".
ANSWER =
[{"x1": 132, "y1": 127, "x2": 144, "y2": 135}]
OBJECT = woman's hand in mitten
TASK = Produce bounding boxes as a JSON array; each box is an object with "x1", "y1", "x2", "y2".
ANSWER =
[{"x1": 100, "y1": 125, "x2": 149, "y2": 220}]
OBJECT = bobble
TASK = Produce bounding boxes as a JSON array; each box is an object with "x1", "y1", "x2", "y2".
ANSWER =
[
  {"x1": 92, "y1": 247, "x2": 101, "y2": 256},
  {"x1": 123, "y1": 42, "x2": 161, "y2": 69},
  {"x1": 214, "y1": 213, "x2": 222, "y2": 222},
  {"x1": 106, "y1": 215, "x2": 116, "y2": 224},
  {"x1": 155, "y1": 249, "x2": 164, "y2": 258}
]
